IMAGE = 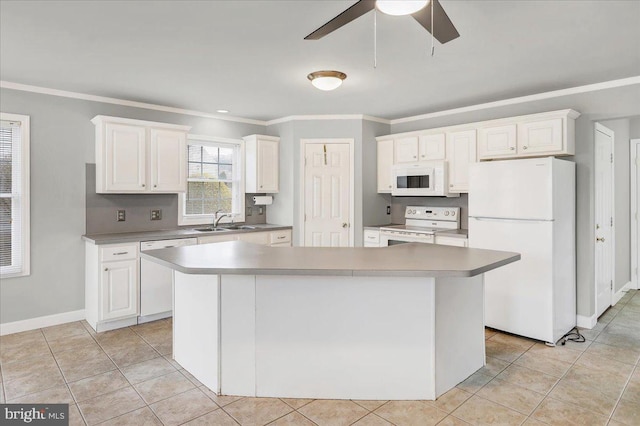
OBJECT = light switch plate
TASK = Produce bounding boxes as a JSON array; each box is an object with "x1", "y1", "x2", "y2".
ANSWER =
[
  {"x1": 151, "y1": 209, "x2": 162, "y2": 220},
  {"x1": 117, "y1": 210, "x2": 126, "y2": 222},
  {"x1": 246, "y1": 206, "x2": 252, "y2": 216},
  {"x1": 258, "y1": 207, "x2": 264, "y2": 215}
]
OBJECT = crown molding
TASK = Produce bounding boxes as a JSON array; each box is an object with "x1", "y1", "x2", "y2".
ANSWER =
[
  {"x1": 389, "y1": 76, "x2": 640, "y2": 125},
  {"x1": 266, "y1": 114, "x2": 389, "y2": 126},
  {"x1": 0, "y1": 80, "x2": 267, "y2": 126}
]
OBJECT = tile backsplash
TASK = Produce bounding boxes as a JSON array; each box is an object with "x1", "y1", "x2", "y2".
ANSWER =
[{"x1": 85, "y1": 164, "x2": 267, "y2": 234}]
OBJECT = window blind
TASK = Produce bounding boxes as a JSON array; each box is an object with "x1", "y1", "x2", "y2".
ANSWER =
[{"x1": 0, "y1": 119, "x2": 25, "y2": 276}]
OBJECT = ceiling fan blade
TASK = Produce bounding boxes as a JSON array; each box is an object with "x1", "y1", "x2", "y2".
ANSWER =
[
  {"x1": 304, "y1": 0, "x2": 376, "y2": 40},
  {"x1": 412, "y1": 0, "x2": 460, "y2": 44}
]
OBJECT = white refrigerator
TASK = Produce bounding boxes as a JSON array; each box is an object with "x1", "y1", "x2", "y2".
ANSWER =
[{"x1": 468, "y1": 157, "x2": 576, "y2": 344}]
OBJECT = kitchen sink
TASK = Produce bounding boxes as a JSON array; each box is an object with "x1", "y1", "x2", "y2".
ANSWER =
[
  {"x1": 223, "y1": 225, "x2": 257, "y2": 230},
  {"x1": 193, "y1": 227, "x2": 231, "y2": 232}
]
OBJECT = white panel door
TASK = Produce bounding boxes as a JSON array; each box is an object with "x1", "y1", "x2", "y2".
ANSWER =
[
  {"x1": 394, "y1": 136, "x2": 419, "y2": 163},
  {"x1": 304, "y1": 143, "x2": 351, "y2": 247},
  {"x1": 257, "y1": 139, "x2": 279, "y2": 192},
  {"x1": 105, "y1": 123, "x2": 146, "y2": 191},
  {"x1": 478, "y1": 124, "x2": 517, "y2": 159},
  {"x1": 377, "y1": 139, "x2": 394, "y2": 193},
  {"x1": 100, "y1": 259, "x2": 138, "y2": 321},
  {"x1": 469, "y1": 157, "x2": 553, "y2": 220},
  {"x1": 468, "y1": 217, "x2": 554, "y2": 342},
  {"x1": 419, "y1": 133, "x2": 446, "y2": 160},
  {"x1": 150, "y1": 128, "x2": 186, "y2": 192},
  {"x1": 518, "y1": 118, "x2": 563, "y2": 154},
  {"x1": 595, "y1": 125, "x2": 614, "y2": 317},
  {"x1": 446, "y1": 130, "x2": 477, "y2": 193}
]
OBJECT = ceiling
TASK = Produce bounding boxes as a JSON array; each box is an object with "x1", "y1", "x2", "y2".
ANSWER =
[{"x1": 1, "y1": 1, "x2": 639, "y2": 121}]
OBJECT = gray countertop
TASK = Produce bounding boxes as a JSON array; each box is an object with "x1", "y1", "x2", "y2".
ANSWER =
[
  {"x1": 141, "y1": 241, "x2": 519, "y2": 278},
  {"x1": 435, "y1": 229, "x2": 469, "y2": 239},
  {"x1": 83, "y1": 224, "x2": 292, "y2": 245}
]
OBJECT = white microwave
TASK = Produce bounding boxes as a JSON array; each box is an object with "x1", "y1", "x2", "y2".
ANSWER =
[{"x1": 391, "y1": 161, "x2": 457, "y2": 197}]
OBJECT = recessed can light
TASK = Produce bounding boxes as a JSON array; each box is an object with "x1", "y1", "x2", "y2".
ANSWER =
[{"x1": 217, "y1": 109, "x2": 229, "y2": 114}]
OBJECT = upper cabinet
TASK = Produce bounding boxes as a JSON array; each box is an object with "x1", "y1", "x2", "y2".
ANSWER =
[
  {"x1": 377, "y1": 139, "x2": 394, "y2": 193},
  {"x1": 244, "y1": 135, "x2": 280, "y2": 193},
  {"x1": 478, "y1": 124, "x2": 516, "y2": 159},
  {"x1": 394, "y1": 133, "x2": 446, "y2": 163},
  {"x1": 92, "y1": 116, "x2": 190, "y2": 194},
  {"x1": 446, "y1": 129, "x2": 477, "y2": 193}
]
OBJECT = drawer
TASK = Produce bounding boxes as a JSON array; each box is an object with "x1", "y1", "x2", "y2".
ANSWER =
[
  {"x1": 364, "y1": 230, "x2": 380, "y2": 244},
  {"x1": 270, "y1": 230, "x2": 291, "y2": 245},
  {"x1": 100, "y1": 243, "x2": 138, "y2": 261}
]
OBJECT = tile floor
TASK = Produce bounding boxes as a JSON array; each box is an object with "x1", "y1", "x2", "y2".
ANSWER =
[{"x1": 0, "y1": 290, "x2": 639, "y2": 425}]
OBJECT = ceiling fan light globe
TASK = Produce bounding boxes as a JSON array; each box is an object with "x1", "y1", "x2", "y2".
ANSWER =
[
  {"x1": 307, "y1": 71, "x2": 347, "y2": 91},
  {"x1": 376, "y1": 0, "x2": 429, "y2": 16}
]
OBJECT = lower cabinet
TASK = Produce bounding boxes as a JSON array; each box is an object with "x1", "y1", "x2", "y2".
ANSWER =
[
  {"x1": 85, "y1": 242, "x2": 139, "y2": 332},
  {"x1": 435, "y1": 236, "x2": 468, "y2": 247},
  {"x1": 364, "y1": 229, "x2": 381, "y2": 247},
  {"x1": 198, "y1": 229, "x2": 292, "y2": 247}
]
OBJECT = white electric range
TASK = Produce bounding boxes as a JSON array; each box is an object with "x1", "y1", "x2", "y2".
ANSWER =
[{"x1": 380, "y1": 206, "x2": 460, "y2": 246}]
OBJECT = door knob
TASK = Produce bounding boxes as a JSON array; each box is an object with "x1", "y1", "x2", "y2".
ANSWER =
[
  {"x1": 342, "y1": 223, "x2": 348, "y2": 228},
  {"x1": 596, "y1": 237, "x2": 605, "y2": 242}
]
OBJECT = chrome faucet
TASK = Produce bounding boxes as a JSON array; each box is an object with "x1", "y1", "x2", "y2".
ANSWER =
[{"x1": 213, "y1": 209, "x2": 231, "y2": 229}]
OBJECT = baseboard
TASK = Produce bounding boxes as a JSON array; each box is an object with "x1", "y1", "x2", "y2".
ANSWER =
[
  {"x1": 576, "y1": 313, "x2": 597, "y2": 329},
  {"x1": 613, "y1": 281, "x2": 634, "y2": 306},
  {"x1": 0, "y1": 309, "x2": 85, "y2": 336}
]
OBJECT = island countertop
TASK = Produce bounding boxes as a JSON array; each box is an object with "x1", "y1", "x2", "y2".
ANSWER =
[{"x1": 141, "y1": 241, "x2": 520, "y2": 277}]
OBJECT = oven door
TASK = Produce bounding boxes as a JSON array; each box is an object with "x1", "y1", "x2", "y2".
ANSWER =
[
  {"x1": 392, "y1": 167, "x2": 436, "y2": 196},
  {"x1": 380, "y1": 231, "x2": 435, "y2": 246}
]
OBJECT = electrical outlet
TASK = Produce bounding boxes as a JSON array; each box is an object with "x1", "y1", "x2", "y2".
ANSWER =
[
  {"x1": 117, "y1": 210, "x2": 126, "y2": 222},
  {"x1": 387, "y1": 205, "x2": 391, "y2": 215},
  {"x1": 258, "y1": 207, "x2": 264, "y2": 215},
  {"x1": 246, "y1": 206, "x2": 252, "y2": 216},
  {"x1": 151, "y1": 209, "x2": 162, "y2": 220}
]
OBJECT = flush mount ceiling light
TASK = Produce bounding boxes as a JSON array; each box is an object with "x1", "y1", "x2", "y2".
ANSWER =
[
  {"x1": 376, "y1": 0, "x2": 429, "y2": 16},
  {"x1": 307, "y1": 70, "x2": 347, "y2": 91},
  {"x1": 216, "y1": 109, "x2": 229, "y2": 114}
]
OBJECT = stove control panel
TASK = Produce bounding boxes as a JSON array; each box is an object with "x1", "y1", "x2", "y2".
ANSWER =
[{"x1": 404, "y1": 206, "x2": 459, "y2": 221}]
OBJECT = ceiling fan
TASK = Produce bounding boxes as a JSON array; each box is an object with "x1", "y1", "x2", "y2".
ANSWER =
[{"x1": 304, "y1": 0, "x2": 459, "y2": 44}]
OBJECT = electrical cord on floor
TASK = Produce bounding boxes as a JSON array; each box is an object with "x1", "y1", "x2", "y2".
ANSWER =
[{"x1": 558, "y1": 327, "x2": 585, "y2": 345}]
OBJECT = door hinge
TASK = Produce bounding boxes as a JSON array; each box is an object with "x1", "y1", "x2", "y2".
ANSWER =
[
  {"x1": 611, "y1": 217, "x2": 613, "y2": 227},
  {"x1": 304, "y1": 157, "x2": 307, "y2": 166},
  {"x1": 611, "y1": 280, "x2": 613, "y2": 290},
  {"x1": 610, "y1": 153, "x2": 613, "y2": 163},
  {"x1": 304, "y1": 213, "x2": 307, "y2": 222}
]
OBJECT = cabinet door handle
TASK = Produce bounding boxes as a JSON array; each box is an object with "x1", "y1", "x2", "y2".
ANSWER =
[
  {"x1": 510, "y1": 147, "x2": 515, "y2": 150},
  {"x1": 113, "y1": 252, "x2": 129, "y2": 255},
  {"x1": 141, "y1": 184, "x2": 146, "y2": 187},
  {"x1": 450, "y1": 184, "x2": 454, "y2": 187},
  {"x1": 413, "y1": 155, "x2": 417, "y2": 159},
  {"x1": 154, "y1": 184, "x2": 157, "y2": 188},
  {"x1": 277, "y1": 236, "x2": 286, "y2": 240},
  {"x1": 104, "y1": 268, "x2": 108, "y2": 271},
  {"x1": 522, "y1": 146, "x2": 528, "y2": 150},
  {"x1": 596, "y1": 237, "x2": 605, "y2": 242},
  {"x1": 388, "y1": 185, "x2": 392, "y2": 188}
]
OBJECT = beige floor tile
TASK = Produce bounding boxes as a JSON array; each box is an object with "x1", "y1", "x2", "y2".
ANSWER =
[
  {"x1": 0, "y1": 384, "x2": 4, "y2": 403},
  {"x1": 94, "y1": 328, "x2": 141, "y2": 349},
  {"x1": 351, "y1": 400, "x2": 388, "y2": 411},
  {"x1": 426, "y1": 388, "x2": 472, "y2": 413},
  {"x1": 0, "y1": 329, "x2": 45, "y2": 347},
  {"x1": 199, "y1": 385, "x2": 242, "y2": 407},
  {"x1": 522, "y1": 417, "x2": 549, "y2": 425},
  {"x1": 612, "y1": 398, "x2": 640, "y2": 425},
  {"x1": 120, "y1": 357, "x2": 176, "y2": 384},
  {"x1": 133, "y1": 370, "x2": 195, "y2": 404},
  {"x1": 269, "y1": 411, "x2": 317, "y2": 425},
  {"x1": 56, "y1": 349, "x2": 116, "y2": 383},
  {"x1": 496, "y1": 364, "x2": 559, "y2": 394},
  {"x1": 180, "y1": 368, "x2": 203, "y2": 387},
  {"x1": 489, "y1": 332, "x2": 536, "y2": 351},
  {"x1": 0, "y1": 339, "x2": 51, "y2": 364},
  {"x1": 80, "y1": 320, "x2": 97, "y2": 336},
  {"x1": 68, "y1": 404, "x2": 86, "y2": 426},
  {"x1": 77, "y1": 386, "x2": 145, "y2": 425},
  {"x1": 622, "y1": 370, "x2": 640, "y2": 403},
  {"x1": 513, "y1": 351, "x2": 573, "y2": 377},
  {"x1": 7, "y1": 384, "x2": 74, "y2": 404},
  {"x1": 68, "y1": 370, "x2": 130, "y2": 402},
  {"x1": 455, "y1": 371, "x2": 493, "y2": 394},
  {"x1": 560, "y1": 337, "x2": 592, "y2": 352},
  {"x1": 575, "y1": 352, "x2": 636, "y2": 376},
  {"x1": 105, "y1": 340, "x2": 159, "y2": 368},
  {"x1": 47, "y1": 333, "x2": 98, "y2": 356},
  {"x1": 584, "y1": 341, "x2": 640, "y2": 365},
  {"x1": 150, "y1": 388, "x2": 218, "y2": 425},
  {"x1": 547, "y1": 375, "x2": 618, "y2": 417},
  {"x1": 97, "y1": 407, "x2": 162, "y2": 426},
  {"x1": 578, "y1": 327, "x2": 601, "y2": 340},
  {"x1": 221, "y1": 397, "x2": 293, "y2": 426},
  {"x1": 436, "y1": 416, "x2": 470, "y2": 425},
  {"x1": 596, "y1": 328, "x2": 640, "y2": 350},
  {"x1": 3, "y1": 367, "x2": 66, "y2": 401},
  {"x1": 476, "y1": 356, "x2": 510, "y2": 377},
  {"x1": 149, "y1": 339, "x2": 172, "y2": 356},
  {"x1": 182, "y1": 408, "x2": 239, "y2": 426},
  {"x1": 351, "y1": 413, "x2": 394, "y2": 426},
  {"x1": 279, "y1": 398, "x2": 314, "y2": 409},
  {"x1": 561, "y1": 364, "x2": 629, "y2": 400},
  {"x1": 1, "y1": 355, "x2": 60, "y2": 383},
  {"x1": 42, "y1": 321, "x2": 89, "y2": 340},
  {"x1": 452, "y1": 395, "x2": 526, "y2": 425},
  {"x1": 485, "y1": 339, "x2": 527, "y2": 363},
  {"x1": 531, "y1": 397, "x2": 609, "y2": 426},
  {"x1": 374, "y1": 400, "x2": 447, "y2": 426},
  {"x1": 298, "y1": 400, "x2": 368, "y2": 426},
  {"x1": 484, "y1": 328, "x2": 498, "y2": 340},
  {"x1": 163, "y1": 355, "x2": 182, "y2": 369},
  {"x1": 476, "y1": 378, "x2": 544, "y2": 415}
]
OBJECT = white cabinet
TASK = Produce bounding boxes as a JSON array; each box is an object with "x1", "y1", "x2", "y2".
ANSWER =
[
  {"x1": 199, "y1": 229, "x2": 292, "y2": 247},
  {"x1": 244, "y1": 135, "x2": 279, "y2": 193},
  {"x1": 446, "y1": 130, "x2": 477, "y2": 193},
  {"x1": 435, "y1": 236, "x2": 468, "y2": 247},
  {"x1": 419, "y1": 133, "x2": 446, "y2": 160},
  {"x1": 238, "y1": 232, "x2": 270, "y2": 245},
  {"x1": 92, "y1": 115, "x2": 190, "y2": 194},
  {"x1": 518, "y1": 118, "x2": 563, "y2": 154},
  {"x1": 478, "y1": 124, "x2": 517, "y2": 160},
  {"x1": 86, "y1": 242, "x2": 139, "y2": 332},
  {"x1": 377, "y1": 139, "x2": 395, "y2": 193},
  {"x1": 364, "y1": 229, "x2": 381, "y2": 247},
  {"x1": 269, "y1": 229, "x2": 291, "y2": 246},
  {"x1": 395, "y1": 136, "x2": 419, "y2": 163},
  {"x1": 198, "y1": 234, "x2": 239, "y2": 244}
]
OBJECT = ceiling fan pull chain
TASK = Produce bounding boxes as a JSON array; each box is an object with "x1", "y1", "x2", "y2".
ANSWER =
[
  {"x1": 431, "y1": 0, "x2": 435, "y2": 56},
  {"x1": 374, "y1": 9, "x2": 377, "y2": 68}
]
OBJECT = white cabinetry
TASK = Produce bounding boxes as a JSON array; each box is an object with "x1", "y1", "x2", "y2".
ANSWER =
[
  {"x1": 86, "y1": 242, "x2": 139, "y2": 332},
  {"x1": 93, "y1": 116, "x2": 190, "y2": 194},
  {"x1": 518, "y1": 118, "x2": 563, "y2": 154},
  {"x1": 419, "y1": 133, "x2": 446, "y2": 160},
  {"x1": 364, "y1": 229, "x2": 381, "y2": 247},
  {"x1": 395, "y1": 136, "x2": 419, "y2": 163},
  {"x1": 377, "y1": 139, "x2": 395, "y2": 193},
  {"x1": 478, "y1": 124, "x2": 517, "y2": 160},
  {"x1": 198, "y1": 234, "x2": 239, "y2": 244},
  {"x1": 446, "y1": 130, "x2": 477, "y2": 193},
  {"x1": 269, "y1": 230, "x2": 291, "y2": 246},
  {"x1": 238, "y1": 232, "x2": 270, "y2": 245},
  {"x1": 244, "y1": 135, "x2": 279, "y2": 193},
  {"x1": 199, "y1": 229, "x2": 292, "y2": 247},
  {"x1": 435, "y1": 236, "x2": 468, "y2": 247}
]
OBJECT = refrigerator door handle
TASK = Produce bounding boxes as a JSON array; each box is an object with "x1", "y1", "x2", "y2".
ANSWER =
[{"x1": 470, "y1": 216, "x2": 555, "y2": 223}]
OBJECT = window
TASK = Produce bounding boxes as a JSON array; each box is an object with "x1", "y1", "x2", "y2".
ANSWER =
[
  {"x1": 0, "y1": 113, "x2": 30, "y2": 278},
  {"x1": 178, "y1": 135, "x2": 244, "y2": 226}
]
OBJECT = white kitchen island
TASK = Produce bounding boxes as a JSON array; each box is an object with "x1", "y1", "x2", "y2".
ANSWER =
[{"x1": 141, "y1": 241, "x2": 519, "y2": 401}]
